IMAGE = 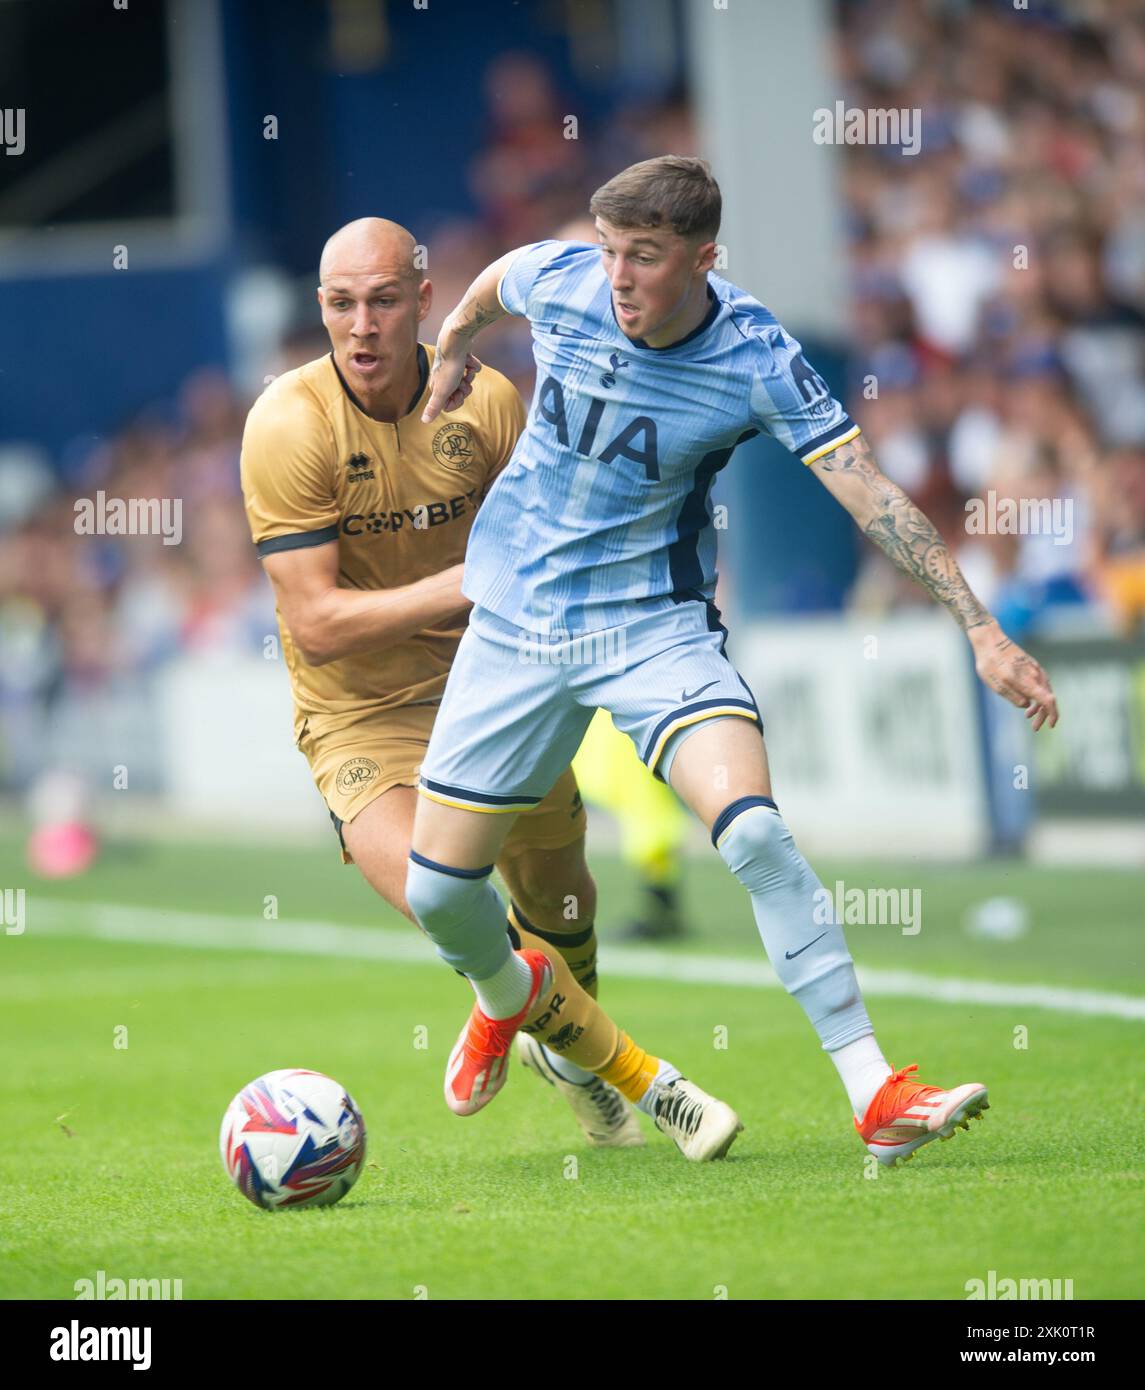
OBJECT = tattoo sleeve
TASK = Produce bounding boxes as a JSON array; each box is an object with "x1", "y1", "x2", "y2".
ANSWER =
[
  {"x1": 450, "y1": 296, "x2": 502, "y2": 341},
  {"x1": 816, "y1": 435, "x2": 992, "y2": 632}
]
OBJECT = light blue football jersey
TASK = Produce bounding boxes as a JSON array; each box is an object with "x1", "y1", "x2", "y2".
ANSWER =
[{"x1": 462, "y1": 239, "x2": 859, "y2": 635}]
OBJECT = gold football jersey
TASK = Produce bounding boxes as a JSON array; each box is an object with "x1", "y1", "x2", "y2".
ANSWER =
[{"x1": 240, "y1": 346, "x2": 525, "y2": 738}]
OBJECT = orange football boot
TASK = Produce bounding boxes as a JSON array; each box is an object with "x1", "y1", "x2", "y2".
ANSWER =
[
  {"x1": 856, "y1": 1062, "x2": 989, "y2": 1166},
  {"x1": 444, "y1": 949, "x2": 554, "y2": 1116}
]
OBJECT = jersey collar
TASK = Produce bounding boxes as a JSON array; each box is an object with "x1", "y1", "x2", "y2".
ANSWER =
[
  {"x1": 330, "y1": 343, "x2": 430, "y2": 420},
  {"x1": 613, "y1": 283, "x2": 720, "y2": 352}
]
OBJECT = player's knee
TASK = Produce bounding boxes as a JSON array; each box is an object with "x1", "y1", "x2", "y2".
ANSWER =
[
  {"x1": 506, "y1": 844, "x2": 597, "y2": 929},
  {"x1": 404, "y1": 853, "x2": 486, "y2": 934},
  {"x1": 569, "y1": 866, "x2": 598, "y2": 927},
  {"x1": 711, "y1": 795, "x2": 788, "y2": 878},
  {"x1": 405, "y1": 853, "x2": 518, "y2": 980},
  {"x1": 527, "y1": 867, "x2": 596, "y2": 930}
]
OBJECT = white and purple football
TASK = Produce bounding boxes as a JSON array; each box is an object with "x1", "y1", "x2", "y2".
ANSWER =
[{"x1": 220, "y1": 1069, "x2": 367, "y2": 1211}]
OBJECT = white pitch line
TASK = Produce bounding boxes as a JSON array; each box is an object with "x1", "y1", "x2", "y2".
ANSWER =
[{"x1": 24, "y1": 900, "x2": 1145, "y2": 1022}]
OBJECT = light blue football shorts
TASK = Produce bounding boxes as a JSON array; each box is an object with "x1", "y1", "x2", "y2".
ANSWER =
[{"x1": 418, "y1": 599, "x2": 762, "y2": 815}]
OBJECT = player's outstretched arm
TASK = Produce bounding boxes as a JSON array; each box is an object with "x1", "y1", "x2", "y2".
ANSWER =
[
  {"x1": 421, "y1": 249, "x2": 520, "y2": 424},
  {"x1": 262, "y1": 540, "x2": 470, "y2": 667},
  {"x1": 810, "y1": 434, "x2": 1059, "y2": 731}
]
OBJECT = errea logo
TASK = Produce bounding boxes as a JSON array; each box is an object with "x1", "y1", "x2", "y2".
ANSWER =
[{"x1": 346, "y1": 453, "x2": 375, "y2": 482}]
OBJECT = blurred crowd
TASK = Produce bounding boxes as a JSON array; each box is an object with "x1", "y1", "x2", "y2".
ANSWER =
[
  {"x1": 836, "y1": 0, "x2": 1145, "y2": 637},
  {"x1": 2, "y1": 1, "x2": 1145, "y2": 796}
]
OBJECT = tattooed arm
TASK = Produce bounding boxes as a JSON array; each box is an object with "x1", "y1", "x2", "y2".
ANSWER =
[
  {"x1": 421, "y1": 249, "x2": 521, "y2": 424},
  {"x1": 810, "y1": 433, "x2": 1059, "y2": 730}
]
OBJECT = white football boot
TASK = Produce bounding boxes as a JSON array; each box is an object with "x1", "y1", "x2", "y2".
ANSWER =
[
  {"x1": 648, "y1": 1077, "x2": 743, "y2": 1162},
  {"x1": 517, "y1": 1033, "x2": 646, "y2": 1147}
]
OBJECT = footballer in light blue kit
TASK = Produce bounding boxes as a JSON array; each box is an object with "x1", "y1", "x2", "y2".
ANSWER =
[{"x1": 407, "y1": 157, "x2": 1059, "y2": 1165}]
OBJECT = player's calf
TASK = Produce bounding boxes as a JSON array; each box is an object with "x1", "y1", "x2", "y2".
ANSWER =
[
  {"x1": 500, "y1": 833, "x2": 600, "y2": 996},
  {"x1": 405, "y1": 851, "x2": 535, "y2": 1011},
  {"x1": 502, "y1": 836, "x2": 603, "y2": 1097},
  {"x1": 712, "y1": 797, "x2": 871, "y2": 1049}
]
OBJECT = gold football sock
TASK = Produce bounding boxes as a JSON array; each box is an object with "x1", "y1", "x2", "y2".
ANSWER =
[
  {"x1": 510, "y1": 912, "x2": 667, "y2": 1098},
  {"x1": 512, "y1": 920, "x2": 619, "y2": 1071},
  {"x1": 598, "y1": 1033, "x2": 663, "y2": 1104},
  {"x1": 508, "y1": 900, "x2": 598, "y2": 997}
]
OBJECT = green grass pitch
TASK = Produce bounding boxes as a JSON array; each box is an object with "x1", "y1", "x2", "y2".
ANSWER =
[{"x1": 1, "y1": 833, "x2": 1141, "y2": 1300}]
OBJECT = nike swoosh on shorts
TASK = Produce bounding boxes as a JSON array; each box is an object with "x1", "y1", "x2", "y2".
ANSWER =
[{"x1": 680, "y1": 680, "x2": 719, "y2": 701}]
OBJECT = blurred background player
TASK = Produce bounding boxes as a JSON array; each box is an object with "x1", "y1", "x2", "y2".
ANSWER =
[{"x1": 239, "y1": 216, "x2": 741, "y2": 1160}]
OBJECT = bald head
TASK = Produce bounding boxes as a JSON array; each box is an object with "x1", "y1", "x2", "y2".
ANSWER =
[
  {"x1": 317, "y1": 217, "x2": 430, "y2": 412},
  {"x1": 319, "y1": 217, "x2": 420, "y2": 285}
]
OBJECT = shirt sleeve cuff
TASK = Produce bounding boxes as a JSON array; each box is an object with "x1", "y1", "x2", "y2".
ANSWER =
[
  {"x1": 255, "y1": 524, "x2": 339, "y2": 557},
  {"x1": 799, "y1": 420, "x2": 861, "y2": 465}
]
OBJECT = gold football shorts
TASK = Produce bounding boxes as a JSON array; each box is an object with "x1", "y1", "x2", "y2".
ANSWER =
[{"x1": 299, "y1": 704, "x2": 586, "y2": 864}]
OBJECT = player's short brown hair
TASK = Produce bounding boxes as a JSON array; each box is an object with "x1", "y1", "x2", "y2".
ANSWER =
[{"x1": 589, "y1": 156, "x2": 721, "y2": 242}]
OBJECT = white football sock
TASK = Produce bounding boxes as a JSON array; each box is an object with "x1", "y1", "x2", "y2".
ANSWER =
[
  {"x1": 470, "y1": 951, "x2": 535, "y2": 1020},
  {"x1": 635, "y1": 1058, "x2": 683, "y2": 1116},
  {"x1": 542, "y1": 1047, "x2": 595, "y2": 1085},
  {"x1": 831, "y1": 1034, "x2": 892, "y2": 1118}
]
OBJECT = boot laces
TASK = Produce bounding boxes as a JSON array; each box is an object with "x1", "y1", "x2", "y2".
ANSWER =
[
  {"x1": 584, "y1": 1078, "x2": 626, "y2": 1128},
  {"x1": 875, "y1": 1062, "x2": 941, "y2": 1122},
  {"x1": 466, "y1": 1008, "x2": 514, "y2": 1061},
  {"x1": 655, "y1": 1082, "x2": 703, "y2": 1137}
]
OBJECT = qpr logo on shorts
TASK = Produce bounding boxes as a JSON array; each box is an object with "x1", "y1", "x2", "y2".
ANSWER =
[{"x1": 336, "y1": 757, "x2": 380, "y2": 793}]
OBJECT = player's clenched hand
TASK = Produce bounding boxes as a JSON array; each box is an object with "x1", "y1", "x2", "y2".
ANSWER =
[
  {"x1": 421, "y1": 350, "x2": 482, "y2": 424},
  {"x1": 969, "y1": 621, "x2": 1059, "y2": 731}
]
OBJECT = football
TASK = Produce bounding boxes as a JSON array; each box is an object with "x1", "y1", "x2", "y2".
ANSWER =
[{"x1": 219, "y1": 1069, "x2": 367, "y2": 1211}]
